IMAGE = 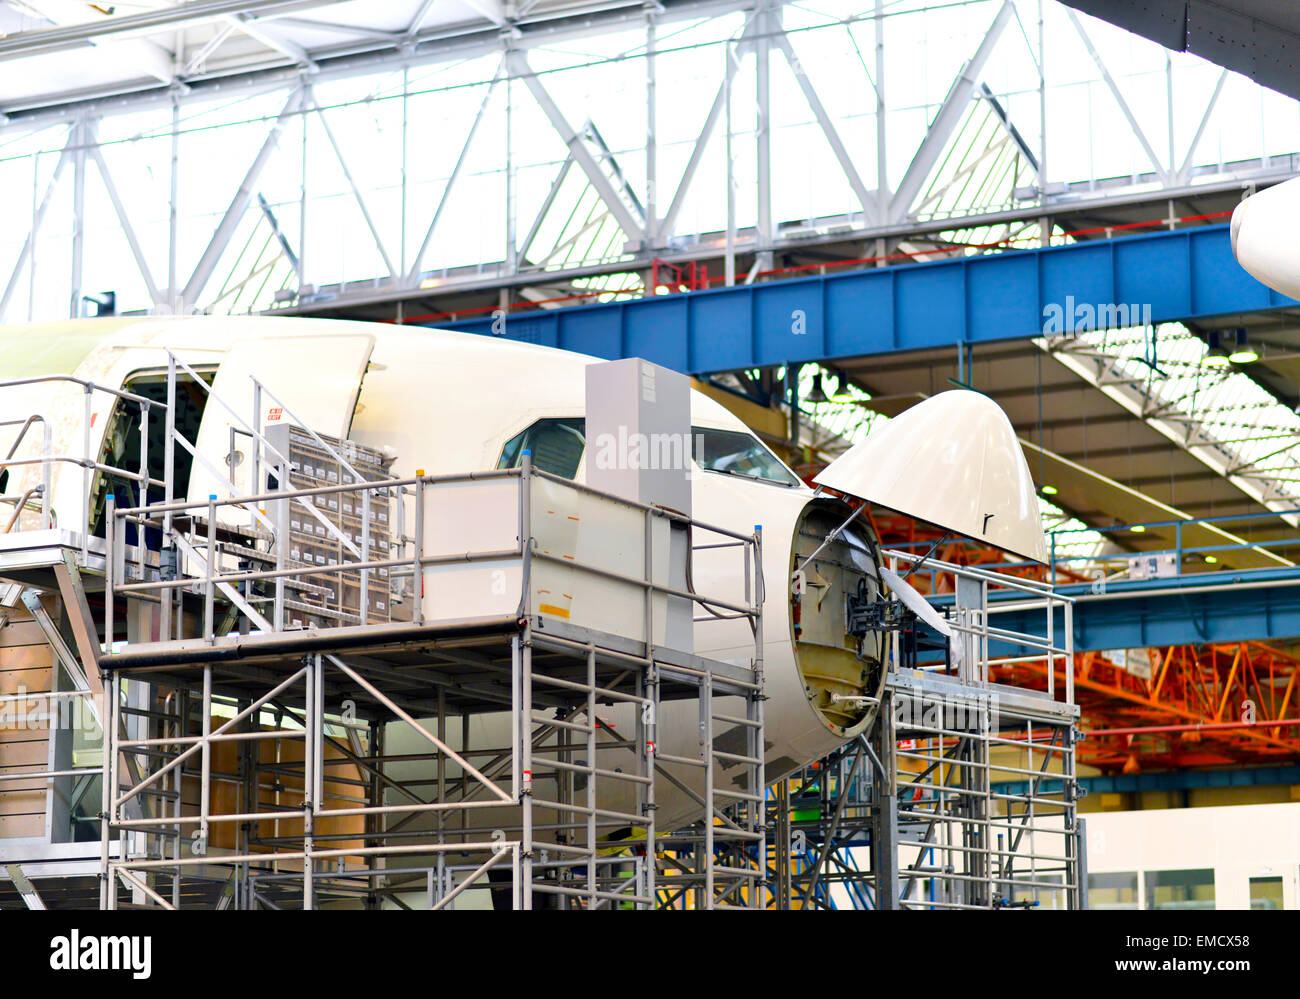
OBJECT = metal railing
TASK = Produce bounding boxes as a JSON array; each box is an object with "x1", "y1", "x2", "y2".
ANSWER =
[
  {"x1": 879, "y1": 506, "x2": 1300, "y2": 592},
  {"x1": 0, "y1": 374, "x2": 167, "y2": 557},
  {"x1": 96, "y1": 454, "x2": 766, "y2": 909},
  {"x1": 0, "y1": 358, "x2": 762, "y2": 684},
  {"x1": 1045, "y1": 507, "x2": 1300, "y2": 585},
  {"x1": 104, "y1": 454, "x2": 762, "y2": 667},
  {"x1": 883, "y1": 548, "x2": 1075, "y2": 706}
]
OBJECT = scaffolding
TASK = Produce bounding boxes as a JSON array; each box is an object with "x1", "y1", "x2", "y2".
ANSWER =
[
  {"x1": 0, "y1": 364, "x2": 767, "y2": 909},
  {"x1": 99, "y1": 475, "x2": 765, "y2": 908},
  {"x1": 769, "y1": 554, "x2": 1082, "y2": 910},
  {"x1": 0, "y1": 363, "x2": 1081, "y2": 910},
  {"x1": 98, "y1": 619, "x2": 766, "y2": 910}
]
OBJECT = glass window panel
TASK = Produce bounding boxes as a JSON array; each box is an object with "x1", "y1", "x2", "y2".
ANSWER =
[
  {"x1": 1249, "y1": 876, "x2": 1284, "y2": 910},
  {"x1": 1089, "y1": 871, "x2": 1139, "y2": 909},
  {"x1": 1145, "y1": 869, "x2": 1216, "y2": 910},
  {"x1": 497, "y1": 417, "x2": 586, "y2": 480},
  {"x1": 691, "y1": 426, "x2": 800, "y2": 486}
]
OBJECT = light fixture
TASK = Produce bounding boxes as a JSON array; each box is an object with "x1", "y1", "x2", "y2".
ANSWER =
[
  {"x1": 806, "y1": 374, "x2": 830, "y2": 404},
  {"x1": 1204, "y1": 554, "x2": 1218, "y2": 564},
  {"x1": 1041, "y1": 484, "x2": 1058, "y2": 496},
  {"x1": 1228, "y1": 327, "x2": 1258, "y2": 364},
  {"x1": 829, "y1": 374, "x2": 855, "y2": 403},
  {"x1": 1201, "y1": 330, "x2": 1231, "y2": 367},
  {"x1": 1131, "y1": 524, "x2": 1145, "y2": 533}
]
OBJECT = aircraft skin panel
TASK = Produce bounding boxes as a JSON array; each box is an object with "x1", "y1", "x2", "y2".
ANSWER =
[
  {"x1": 0, "y1": 318, "x2": 249, "y2": 532},
  {"x1": 353, "y1": 326, "x2": 868, "y2": 825},
  {"x1": 187, "y1": 331, "x2": 376, "y2": 505}
]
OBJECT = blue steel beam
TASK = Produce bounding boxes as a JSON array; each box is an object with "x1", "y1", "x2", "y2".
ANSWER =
[{"x1": 432, "y1": 224, "x2": 1296, "y2": 373}]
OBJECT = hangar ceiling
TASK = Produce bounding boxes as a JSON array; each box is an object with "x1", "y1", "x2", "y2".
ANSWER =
[
  {"x1": 1061, "y1": 0, "x2": 1300, "y2": 100},
  {"x1": 2, "y1": 0, "x2": 1298, "y2": 561},
  {"x1": 0, "y1": 0, "x2": 654, "y2": 111}
]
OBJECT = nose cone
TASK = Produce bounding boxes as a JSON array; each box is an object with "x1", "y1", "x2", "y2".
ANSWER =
[
  {"x1": 1230, "y1": 178, "x2": 1300, "y2": 301},
  {"x1": 1230, "y1": 198, "x2": 1245, "y2": 258}
]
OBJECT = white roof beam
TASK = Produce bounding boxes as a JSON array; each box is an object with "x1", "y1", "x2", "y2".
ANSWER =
[
  {"x1": 659, "y1": 14, "x2": 759, "y2": 240},
  {"x1": 86, "y1": 136, "x2": 165, "y2": 306},
  {"x1": 406, "y1": 0, "x2": 440, "y2": 36},
  {"x1": 10, "y1": 0, "x2": 177, "y2": 82},
  {"x1": 404, "y1": 65, "x2": 504, "y2": 285},
  {"x1": 1045, "y1": 337, "x2": 1300, "y2": 529},
  {"x1": 0, "y1": 127, "x2": 73, "y2": 320},
  {"x1": 180, "y1": 21, "x2": 237, "y2": 77},
  {"x1": 1068, "y1": 9, "x2": 1170, "y2": 185},
  {"x1": 506, "y1": 48, "x2": 645, "y2": 247},
  {"x1": 0, "y1": 0, "x2": 742, "y2": 117},
  {"x1": 230, "y1": 11, "x2": 318, "y2": 70},
  {"x1": 890, "y1": 0, "x2": 1013, "y2": 223},
  {"x1": 0, "y1": 0, "x2": 340, "y2": 59},
  {"x1": 271, "y1": 17, "x2": 405, "y2": 44},
  {"x1": 460, "y1": 0, "x2": 509, "y2": 28},
  {"x1": 181, "y1": 87, "x2": 304, "y2": 309},
  {"x1": 771, "y1": 27, "x2": 876, "y2": 225}
]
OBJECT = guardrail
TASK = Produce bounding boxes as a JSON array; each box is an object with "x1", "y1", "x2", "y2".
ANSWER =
[
  {"x1": 104, "y1": 454, "x2": 763, "y2": 669},
  {"x1": 1045, "y1": 507, "x2": 1300, "y2": 584},
  {"x1": 0, "y1": 374, "x2": 167, "y2": 557},
  {"x1": 0, "y1": 365, "x2": 763, "y2": 675},
  {"x1": 882, "y1": 548, "x2": 1075, "y2": 706},
  {"x1": 881, "y1": 506, "x2": 1300, "y2": 591}
]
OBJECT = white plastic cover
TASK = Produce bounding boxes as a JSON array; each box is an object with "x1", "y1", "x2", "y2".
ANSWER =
[{"x1": 813, "y1": 390, "x2": 1047, "y2": 563}]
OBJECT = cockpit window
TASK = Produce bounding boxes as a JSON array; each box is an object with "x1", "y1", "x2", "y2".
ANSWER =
[
  {"x1": 691, "y1": 426, "x2": 800, "y2": 486},
  {"x1": 497, "y1": 417, "x2": 800, "y2": 487},
  {"x1": 498, "y1": 417, "x2": 586, "y2": 479}
]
